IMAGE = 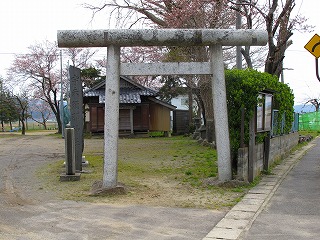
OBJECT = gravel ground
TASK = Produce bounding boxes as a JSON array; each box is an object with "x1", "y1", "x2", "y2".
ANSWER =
[
  {"x1": 0, "y1": 132, "x2": 64, "y2": 205},
  {"x1": 0, "y1": 132, "x2": 226, "y2": 240}
]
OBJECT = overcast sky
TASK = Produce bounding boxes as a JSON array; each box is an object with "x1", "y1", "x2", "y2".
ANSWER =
[{"x1": 0, "y1": 0, "x2": 319, "y2": 105}]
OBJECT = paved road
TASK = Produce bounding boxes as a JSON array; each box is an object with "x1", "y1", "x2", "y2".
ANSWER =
[
  {"x1": 243, "y1": 138, "x2": 320, "y2": 239},
  {"x1": 0, "y1": 133, "x2": 226, "y2": 240}
]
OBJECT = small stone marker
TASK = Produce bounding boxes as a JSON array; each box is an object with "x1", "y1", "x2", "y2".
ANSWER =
[{"x1": 60, "y1": 128, "x2": 81, "y2": 181}]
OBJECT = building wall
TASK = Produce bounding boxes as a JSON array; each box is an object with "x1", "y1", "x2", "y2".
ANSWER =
[
  {"x1": 173, "y1": 110, "x2": 189, "y2": 134},
  {"x1": 149, "y1": 102, "x2": 171, "y2": 131},
  {"x1": 119, "y1": 109, "x2": 131, "y2": 130},
  {"x1": 87, "y1": 101, "x2": 172, "y2": 133},
  {"x1": 89, "y1": 104, "x2": 104, "y2": 132},
  {"x1": 133, "y1": 104, "x2": 150, "y2": 131}
]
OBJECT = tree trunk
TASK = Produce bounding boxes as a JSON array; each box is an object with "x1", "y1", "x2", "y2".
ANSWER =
[
  {"x1": 58, "y1": 116, "x2": 62, "y2": 133},
  {"x1": 20, "y1": 118, "x2": 26, "y2": 135}
]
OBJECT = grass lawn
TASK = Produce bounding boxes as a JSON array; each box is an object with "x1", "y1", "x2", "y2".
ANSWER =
[{"x1": 39, "y1": 136, "x2": 254, "y2": 210}]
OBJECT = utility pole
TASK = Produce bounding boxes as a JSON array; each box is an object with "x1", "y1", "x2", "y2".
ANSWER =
[
  {"x1": 236, "y1": 0, "x2": 242, "y2": 69},
  {"x1": 60, "y1": 50, "x2": 65, "y2": 138}
]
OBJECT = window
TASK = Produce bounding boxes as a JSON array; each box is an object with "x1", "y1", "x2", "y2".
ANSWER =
[
  {"x1": 265, "y1": 95, "x2": 272, "y2": 131},
  {"x1": 256, "y1": 92, "x2": 273, "y2": 132},
  {"x1": 256, "y1": 94, "x2": 264, "y2": 131},
  {"x1": 181, "y1": 98, "x2": 189, "y2": 106}
]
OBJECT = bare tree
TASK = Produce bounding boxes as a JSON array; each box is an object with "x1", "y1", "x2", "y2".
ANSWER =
[
  {"x1": 14, "y1": 91, "x2": 29, "y2": 135},
  {"x1": 61, "y1": 48, "x2": 99, "y2": 90},
  {"x1": 3, "y1": 80, "x2": 30, "y2": 135},
  {"x1": 9, "y1": 41, "x2": 98, "y2": 134},
  {"x1": 8, "y1": 40, "x2": 63, "y2": 133},
  {"x1": 64, "y1": 48, "x2": 98, "y2": 69},
  {"x1": 29, "y1": 99, "x2": 52, "y2": 130},
  {"x1": 228, "y1": 0, "x2": 312, "y2": 77},
  {"x1": 305, "y1": 99, "x2": 320, "y2": 112},
  {"x1": 83, "y1": 0, "x2": 311, "y2": 143}
]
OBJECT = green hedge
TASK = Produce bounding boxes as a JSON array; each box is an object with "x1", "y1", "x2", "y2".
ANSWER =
[{"x1": 225, "y1": 69, "x2": 294, "y2": 161}]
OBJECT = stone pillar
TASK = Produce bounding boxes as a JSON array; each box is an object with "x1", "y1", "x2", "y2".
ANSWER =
[
  {"x1": 192, "y1": 117, "x2": 201, "y2": 139},
  {"x1": 69, "y1": 66, "x2": 84, "y2": 172},
  {"x1": 206, "y1": 119, "x2": 215, "y2": 143},
  {"x1": 103, "y1": 45, "x2": 120, "y2": 189},
  {"x1": 194, "y1": 117, "x2": 201, "y2": 130},
  {"x1": 60, "y1": 128, "x2": 80, "y2": 181},
  {"x1": 237, "y1": 147, "x2": 248, "y2": 182},
  {"x1": 210, "y1": 45, "x2": 232, "y2": 182}
]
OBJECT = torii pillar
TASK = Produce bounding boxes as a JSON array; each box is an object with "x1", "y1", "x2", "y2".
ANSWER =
[{"x1": 58, "y1": 29, "x2": 267, "y2": 189}]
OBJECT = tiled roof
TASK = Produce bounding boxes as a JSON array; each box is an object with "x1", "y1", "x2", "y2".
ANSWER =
[
  {"x1": 83, "y1": 89, "x2": 107, "y2": 103},
  {"x1": 84, "y1": 78, "x2": 157, "y2": 104}
]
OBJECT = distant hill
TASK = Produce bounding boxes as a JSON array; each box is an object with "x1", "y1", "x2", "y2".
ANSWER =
[{"x1": 294, "y1": 104, "x2": 315, "y2": 113}]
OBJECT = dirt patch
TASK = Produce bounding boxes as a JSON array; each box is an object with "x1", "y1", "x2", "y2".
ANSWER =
[
  {"x1": 96, "y1": 177, "x2": 244, "y2": 209},
  {"x1": 0, "y1": 132, "x2": 249, "y2": 210},
  {"x1": 0, "y1": 132, "x2": 65, "y2": 205}
]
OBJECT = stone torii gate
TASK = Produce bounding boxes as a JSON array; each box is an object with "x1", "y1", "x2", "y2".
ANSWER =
[{"x1": 57, "y1": 29, "x2": 267, "y2": 189}]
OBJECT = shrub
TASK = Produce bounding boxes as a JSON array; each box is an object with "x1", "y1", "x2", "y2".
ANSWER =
[{"x1": 225, "y1": 69, "x2": 294, "y2": 161}]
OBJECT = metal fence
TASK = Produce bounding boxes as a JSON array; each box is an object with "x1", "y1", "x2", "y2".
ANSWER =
[
  {"x1": 271, "y1": 110, "x2": 298, "y2": 137},
  {"x1": 299, "y1": 111, "x2": 320, "y2": 131},
  {"x1": 292, "y1": 113, "x2": 299, "y2": 132},
  {"x1": 2, "y1": 121, "x2": 58, "y2": 131}
]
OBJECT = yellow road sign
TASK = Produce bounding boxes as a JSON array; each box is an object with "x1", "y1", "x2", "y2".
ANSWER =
[{"x1": 305, "y1": 34, "x2": 320, "y2": 58}]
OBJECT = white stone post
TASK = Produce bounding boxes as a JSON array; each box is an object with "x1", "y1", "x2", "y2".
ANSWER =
[
  {"x1": 103, "y1": 45, "x2": 120, "y2": 189},
  {"x1": 210, "y1": 45, "x2": 232, "y2": 182}
]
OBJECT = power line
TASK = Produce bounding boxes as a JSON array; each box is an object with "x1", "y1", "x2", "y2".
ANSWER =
[
  {"x1": 0, "y1": 52, "x2": 107, "y2": 57},
  {"x1": 297, "y1": 0, "x2": 304, "y2": 15}
]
